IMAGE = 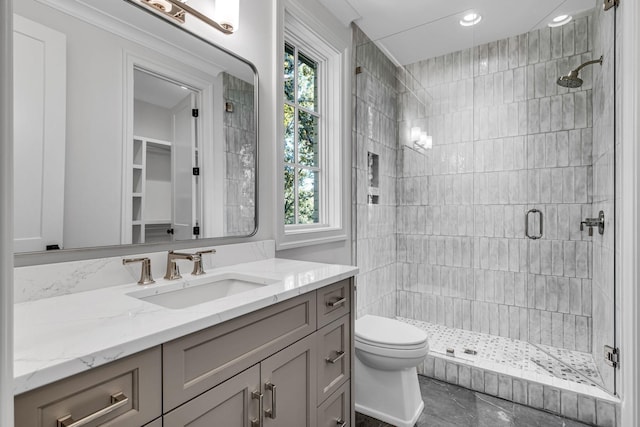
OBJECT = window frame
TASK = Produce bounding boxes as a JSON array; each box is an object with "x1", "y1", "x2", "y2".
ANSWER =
[
  {"x1": 284, "y1": 41, "x2": 323, "y2": 227},
  {"x1": 276, "y1": 8, "x2": 347, "y2": 250}
]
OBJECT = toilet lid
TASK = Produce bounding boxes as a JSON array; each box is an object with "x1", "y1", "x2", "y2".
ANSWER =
[{"x1": 355, "y1": 315, "x2": 428, "y2": 348}]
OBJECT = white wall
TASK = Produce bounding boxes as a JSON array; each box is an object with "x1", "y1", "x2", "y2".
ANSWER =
[
  {"x1": 134, "y1": 100, "x2": 173, "y2": 141},
  {"x1": 273, "y1": 0, "x2": 353, "y2": 265},
  {"x1": 619, "y1": 1, "x2": 640, "y2": 425},
  {"x1": 0, "y1": 0, "x2": 13, "y2": 424}
]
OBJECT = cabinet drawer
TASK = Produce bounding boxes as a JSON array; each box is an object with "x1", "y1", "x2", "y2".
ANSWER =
[
  {"x1": 15, "y1": 347, "x2": 161, "y2": 427},
  {"x1": 317, "y1": 279, "x2": 351, "y2": 328},
  {"x1": 163, "y1": 292, "x2": 317, "y2": 411},
  {"x1": 317, "y1": 381, "x2": 350, "y2": 427},
  {"x1": 317, "y1": 314, "x2": 350, "y2": 404}
]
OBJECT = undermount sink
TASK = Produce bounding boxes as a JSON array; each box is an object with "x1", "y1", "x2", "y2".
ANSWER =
[{"x1": 127, "y1": 273, "x2": 279, "y2": 309}]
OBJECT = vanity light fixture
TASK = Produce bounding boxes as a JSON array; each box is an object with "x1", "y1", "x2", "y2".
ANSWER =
[
  {"x1": 420, "y1": 132, "x2": 433, "y2": 150},
  {"x1": 213, "y1": 0, "x2": 240, "y2": 33},
  {"x1": 548, "y1": 14, "x2": 572, "y2": 27},
  {"x1": 459, "y1": 12, "x2": 482, "y2": 27},
  {"x1": 139, "y1": 0, "x2": 239, "y2": 34},
  {"x1": 415, "y1": 132, "x2": 433, "y2": 150},
  {"x1": 410, "y1": 126, "x2": 421, "y2": 143},
  {"x1": 409, "y1": 127, "x2": 432, "y2": 151},
  {"x1": 141, "y1": 0, "x2": 186, "y2": 23}
]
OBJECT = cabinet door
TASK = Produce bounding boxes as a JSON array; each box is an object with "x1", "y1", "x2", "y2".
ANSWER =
[
  {"x1": 261, "y1": 334, "x2": 317, "y2": 427},
  {"x1": 163, "y1": 365, "x2": 261, "y2": 427}
]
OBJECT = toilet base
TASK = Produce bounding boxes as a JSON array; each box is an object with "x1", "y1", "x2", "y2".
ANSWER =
[{"x1": 355, "y1": 356, "x2": 424, "y2": 427}]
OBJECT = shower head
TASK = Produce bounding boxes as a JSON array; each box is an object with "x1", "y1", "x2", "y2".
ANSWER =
[{"x1": 557, "y1": 56, "x2": 603, "y2": 88}]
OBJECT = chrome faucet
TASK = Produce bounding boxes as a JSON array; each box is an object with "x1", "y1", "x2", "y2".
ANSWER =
[
  {"x1": 164, "y1": 251, "x2": 201, "y2": 280},
  {"x1": 122, "y1": 257, "x2": 155, "y2": 285}
]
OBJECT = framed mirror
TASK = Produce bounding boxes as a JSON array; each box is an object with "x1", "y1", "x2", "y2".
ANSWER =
[{"x1": 13, "y1": 0, "x2": 258, "y2": 258}]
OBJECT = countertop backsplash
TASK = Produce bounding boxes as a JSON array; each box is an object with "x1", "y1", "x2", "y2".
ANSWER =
[{"x1": 14, "y1": 240, "x2": 275, "y2": 303}]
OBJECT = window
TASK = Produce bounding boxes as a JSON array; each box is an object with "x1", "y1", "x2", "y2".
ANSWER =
[
  {"x1": 277, "y1": 9, "x2": 348, "y2": 249},
  {"x1": 284, "y1": 42, "x2": 320, "y2": 226}
]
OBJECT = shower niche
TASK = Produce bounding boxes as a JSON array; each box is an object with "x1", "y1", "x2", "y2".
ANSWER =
[{"x1": 367, "y1": 151, "x2": 379, "y2": 205}]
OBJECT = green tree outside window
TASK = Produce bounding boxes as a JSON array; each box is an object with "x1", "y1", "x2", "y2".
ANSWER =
[{"x1": 284, "y1": 42, "x2": 320, "y2": 225}]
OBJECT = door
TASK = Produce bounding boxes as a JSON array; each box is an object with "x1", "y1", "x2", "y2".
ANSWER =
[
  {"x1": 163, "y1": 365, "x2": 261, "y2": 427},
  {"x1": 13, "y1": 15, "x2": 66, "y2": 252},
  {"x1": 261, "y1": 334, "x2": 318, "y2": 427},
  {"x1": 171, "y1": 92, "x2": 197, "y2": 241}
]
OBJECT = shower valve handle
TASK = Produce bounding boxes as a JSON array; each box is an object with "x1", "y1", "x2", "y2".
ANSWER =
[{"x1": 581, "y1": 211, "x2": 605, "y2": 236}]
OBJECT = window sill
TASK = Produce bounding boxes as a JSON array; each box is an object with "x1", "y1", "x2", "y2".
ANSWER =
[{"x1": 276, "y1": 227, "x2": 347, "y2": 250}]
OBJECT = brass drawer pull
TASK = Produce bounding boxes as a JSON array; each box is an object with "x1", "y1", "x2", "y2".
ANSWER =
[
  {"x1": 325, "y1": 350, "x2": 345, "y2": 364},
  {"x1": 57, "y1": 392, "x2": 128, "y2": 427},
  {"x1": 264, "y1": 381, "x2": 277, "y2": 419},
  {"x1": 336, "y1": 418, "x2": 347, "y2": 427},
  {"x1": 326, "y1": 297, "x2": 346, "y2": 308}
]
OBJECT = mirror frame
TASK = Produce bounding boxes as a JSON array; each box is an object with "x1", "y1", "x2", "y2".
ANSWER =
[{"x1": 14, "y1": 0, "x2": 259, "y2": 267}]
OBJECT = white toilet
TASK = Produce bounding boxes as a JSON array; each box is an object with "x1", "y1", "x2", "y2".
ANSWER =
[{"x1": 355, "y1": 315, "x2": 429, "y2": 427}]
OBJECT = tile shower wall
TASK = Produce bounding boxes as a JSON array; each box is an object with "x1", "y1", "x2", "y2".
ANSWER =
[
  {"x1": 396, "y1": 16, "x2": 597, "y2": 353},
  {"x1": 353, "y1": 26, "x2": 398, "y2": 318},
  {"x1": 223, "y1": 73, "x2": 256, "y2": 235}
]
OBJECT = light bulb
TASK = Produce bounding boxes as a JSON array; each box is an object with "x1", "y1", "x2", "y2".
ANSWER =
[{"x1": 214, "y1": 0, "x2": 239, "y2": 32}]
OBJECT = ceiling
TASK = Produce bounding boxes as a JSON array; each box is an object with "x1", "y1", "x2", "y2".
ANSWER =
[
  {"x1": 134, "y1": 69, "x2": 193, "y2": 110},
  {"x1": 318, "y1": 0, "x2": 597, "y2": 65}
]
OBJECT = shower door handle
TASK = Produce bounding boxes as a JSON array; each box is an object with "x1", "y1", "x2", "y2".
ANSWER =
[{"x1": 525, "y1": 209, "x2": 543, "y2": 240}]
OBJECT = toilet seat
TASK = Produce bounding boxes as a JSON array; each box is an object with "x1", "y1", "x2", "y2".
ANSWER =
[
  {"x1": 355, "y1": 336, "x2": 427, "y2": 351},
  {"x1": 355, "y1": 315, "x2": 428, "y2": 349}
]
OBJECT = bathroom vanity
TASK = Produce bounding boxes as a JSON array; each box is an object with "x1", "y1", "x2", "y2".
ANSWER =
[{"x1": 13, "y1": 258, "x2": 357, "y2": 427}]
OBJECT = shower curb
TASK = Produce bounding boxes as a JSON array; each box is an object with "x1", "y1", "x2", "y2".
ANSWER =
[{"x1": 418, "y1": 352, "x2": 620, "y2": 427}]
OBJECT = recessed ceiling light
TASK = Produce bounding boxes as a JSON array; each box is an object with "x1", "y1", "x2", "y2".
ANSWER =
[
  {"x1": 548, "y1": 14, "x2": 572, "y2": 27},
  {"x1": 460, "y1": 13, "x2": 482, "y2": 27}
]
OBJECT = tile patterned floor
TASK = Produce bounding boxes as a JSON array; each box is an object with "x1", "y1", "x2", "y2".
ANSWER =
[
  {"x1": 356, "y1": 376, "x2": 591, "y2": 427},
  {"x1": 397, "y1": 317, "x2": 604, "y2": 389}
]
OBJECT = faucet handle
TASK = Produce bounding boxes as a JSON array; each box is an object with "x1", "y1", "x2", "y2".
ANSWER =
[
  {"x1": 196, "y1": 249, "x2": 216, "y2": 256},
  {"x1": 192, "y1": 249, "x2": 216, "y2": 275},
  {"x1": 122, "y1": 257, "x2": 155, "y2": 285},
  {"x1": 165, "y1": 259, "x2": 181, "y2": 280}
]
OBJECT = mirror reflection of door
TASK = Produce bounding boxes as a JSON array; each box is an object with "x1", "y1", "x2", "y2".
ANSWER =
[
  {"x1": 132, "y1": 68, "x2": 200, "y2": 244},
  {"x1": 13, "y1": 16, "x2": 66, "y2": 252}
]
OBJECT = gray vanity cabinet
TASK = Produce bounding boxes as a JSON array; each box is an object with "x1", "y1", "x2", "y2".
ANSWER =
[{"x1": 14, "y1": 278, "x2": 355, "y2": 427}]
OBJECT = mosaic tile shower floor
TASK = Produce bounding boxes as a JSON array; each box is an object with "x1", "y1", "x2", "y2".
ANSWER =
[{"x1": 397, "y1": 317, "x2": 605, "y2": 390}]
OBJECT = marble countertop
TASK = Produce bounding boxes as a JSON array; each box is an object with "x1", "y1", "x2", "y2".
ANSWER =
[{"x1": 14, "y1": 258, "x2": 358, "y2": 395}]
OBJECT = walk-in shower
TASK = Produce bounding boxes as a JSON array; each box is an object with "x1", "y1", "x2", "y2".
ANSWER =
[{"x1": 353, "y1": 2, "x2": 619, "y2": 425}]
